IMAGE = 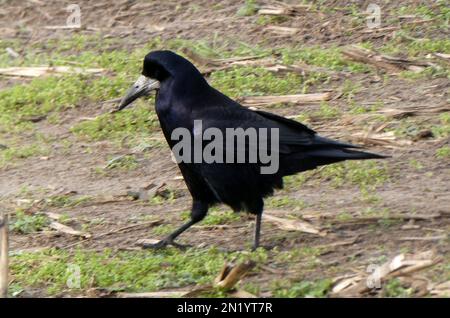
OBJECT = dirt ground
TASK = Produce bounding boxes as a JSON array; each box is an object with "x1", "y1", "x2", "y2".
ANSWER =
[{"x1": 0, "y1": 0, "x2": 449, "y2": 297}]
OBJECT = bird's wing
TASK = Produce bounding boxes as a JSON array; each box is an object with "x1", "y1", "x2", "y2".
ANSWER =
[
  {"x1": 253, "y1": 109, "x2": 361, "y2": 149},
  {"x1": 253, "y1": 109, "x2": 315, "y2": 134},
  {"x1": 196, "y1": 104, "x2": 358, "y2": 153}
]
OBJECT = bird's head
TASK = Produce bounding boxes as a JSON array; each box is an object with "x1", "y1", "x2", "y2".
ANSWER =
[{"x1": 115, "y1": 50, "x2": 206, "y2": 111}]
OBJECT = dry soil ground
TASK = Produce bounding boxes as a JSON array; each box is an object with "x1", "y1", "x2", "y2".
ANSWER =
[{"x1": 0, "y1": 0, "x2": 449, "y2": 298}]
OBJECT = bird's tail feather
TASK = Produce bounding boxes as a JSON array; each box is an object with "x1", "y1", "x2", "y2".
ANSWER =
[
  {"x1": 306, "y1": 148, "x2": 387, "y2": 160},
  {"x1": 281, "y1": 148, "x2": 387, "y2": 176}
]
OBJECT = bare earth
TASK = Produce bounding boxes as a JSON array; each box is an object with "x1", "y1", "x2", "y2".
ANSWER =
[{"x1": 0, "y1": 0, "x2": 449, "y2": 297}]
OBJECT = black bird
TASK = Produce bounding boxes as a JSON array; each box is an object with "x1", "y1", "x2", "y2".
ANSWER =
[{"x1": 116, "y1": 50, "x2": 385, "y2": 250}]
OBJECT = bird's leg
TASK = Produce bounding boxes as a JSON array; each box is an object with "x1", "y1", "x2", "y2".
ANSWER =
[
  {"x1": 141, "y1": 220, "x2": 194, "y2": 249},
  {"x1": 252, "y1": 213, "x2": 262, "y2": 251},
  {"x1": 141, "y1": 200, "x2": 208, "y2": 250},
  {"x1": 251, "y1": 200, "x2": 264, "y2": 251}
]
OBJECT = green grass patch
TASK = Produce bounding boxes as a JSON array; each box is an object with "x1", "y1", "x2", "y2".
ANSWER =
[
  {"x1": 318, "y1": 160, "x2": 389, "y2": 189},
  {"x1": 432, "y1": 113, "x2": 450, "y2": 138},
  {"x1": 202, "y1": 210, "x2": 241, "y2": 225},
  {"x1": 284, "y1": 173, "x2": 310, "y2": 188},
  {"x1": 0, "y1": 73, "x2": 130, "y2": 134},
  {"x1": 236, "y1": 0, "x2": 259, "y2": 16},
  {"x1": 71, "y1": 103, "x2": 160, "y2": 141},
  {"x1": 148, "y1": 187, "x2": 179, "y2": 206},
  {"x1": 336, "y1": 211, "x2": 353, "y2": 222},
  {"x1": 9, "y1": 247, "x2": 270, "y2": 296},
  {"x1": 266, "y1": 195, "x2": 307, "y2": 210},
  {"x1": 181, "y1": 208, "x2": 241, "y2": 226},
  {"x1": 45, "y1": 194, "x2": 92, "y2": 208},
  {"x1": 312, "y1": 102, "x2": 342, "y2": 119},
  {"x1": 406, "y1": 39, "x2": 450, "y2": 56},
  {"x1": 396, "y1": 1, "x2": 450, "y2": 27},
  {"x1": 0, "y1": 143, "x2": 49, "y2": 168},
  {"x1": 383, "y1": 278, "x2": 414, "y2": 297},
  {"x1": 0, "y1": 36, "x2": 373, "y2": 145},
  {"x1": 381, "y1": 37, "x2": 450, "y2": 61},
  {"x1": 10, "y1": 247, "x2": 227, "y2": 296},
  {"x1": 279, "y1": 46, "x2": 371, "y2": 73},
  {"x1": 10, "y1": 210, "x2": 50, "y2": 234},
  {"x1": 104, "y1": 154, "x2": 139, "y2": 170},
  {"x1": 349, "y1": 101, "x2": 382, "y2": 115},
  {"x1": 271, "y1": 278, "x2": 332, "y2": 297},
  {"x1": 209, "y1": 66, "x2": 307, "y2": 97},
  {"x1": 436, "y1": 145, "x2": 450, "y2": 159},
  {"x1": 409, "y1": 159, "x2": 424, "y2": 170},
  {"x1": 359, "y1": 188, "x2": 382, "y2": 204},
  {"x1": 399, "y1": 67, "x2": 449, "y2": 80},
  {"x1": 152, "y1": 224, "x2": 176, "y2": 236}
]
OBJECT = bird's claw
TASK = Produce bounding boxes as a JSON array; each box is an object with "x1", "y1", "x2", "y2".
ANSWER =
[
  {"x1": 140, "y1": 239, "x2": 191, "y2": 250},
  {"x1": 140, "y1": 239, "x2": 169, "y2": 249},
  {"x1": 170, "y1": 241, "x2": 192, "y2": 250}
]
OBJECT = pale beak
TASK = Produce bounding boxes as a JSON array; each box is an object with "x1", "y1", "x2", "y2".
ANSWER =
[{"x1": 113, "y1": 75, "x2": 160, "y2": 112}]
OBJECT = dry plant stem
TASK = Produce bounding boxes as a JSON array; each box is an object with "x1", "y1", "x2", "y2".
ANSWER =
[{"x1": 0, "y1": 213, "x2": 9, "y2": 298}]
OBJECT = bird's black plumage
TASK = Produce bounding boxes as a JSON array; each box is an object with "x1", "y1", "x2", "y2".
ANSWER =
[{"x1": 118, "y1": 50, "x2": 386, "y2": 249}]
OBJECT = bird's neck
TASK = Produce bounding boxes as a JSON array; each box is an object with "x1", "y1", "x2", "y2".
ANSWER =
[{"x1": 155, "y1": 76, "x2": 210, "y2": 117}]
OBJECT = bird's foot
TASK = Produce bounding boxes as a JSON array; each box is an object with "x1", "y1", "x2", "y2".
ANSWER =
[
  {"x1": 139, "y1": 238, "x2": 191, "y2": 250},
  {"x1": 251, "y1": 243, "x2": 275, "y2": 251},
  {"x1": 140, "y1": 239, "x2": 168, "y2": 249}
]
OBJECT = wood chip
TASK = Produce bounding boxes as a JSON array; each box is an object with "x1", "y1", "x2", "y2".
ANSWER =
[
  {"x1": 182, "y1": 48, "x2": 338, "y2": 79},
  {"x1": 117, "y1": 291, "x2": 189, "y2": 298},
  {"x1": 258, "y1": 4, "x2": 311, "y2": 16},
  {"x1": 181, "y1": 48, "x2": 268, "y2": 75},
  {"x1": 266, "y1": 63, "x2": 338, "y2": 76},
  {"x1": 401, "y1": 220, "x2": 421, "y2": 230},
  {"x1": 264, "y1": 213, "x2": 326, "y2": 236},
  {"x1": 332, "y1": 275, "x2": 361, "y2": 294},
  {"x1": 342, "y1": 45, "x2": 433, "y2": 73},
  {"x1": 332, "y1": 213, "x2": 441, "y2": 224},
  {"x1": 397, "y1": 235, "x2": 447, "y2": 242},
  {"x1": 49, "y1": 221, "x2": 91, "y2": 238},
  {"x1": 433, "y1": 53, "x2": 450, "y2": 63},
  {"x1": 44, "y1": 212, "x2": 64, "y2": 220},
  {"x1": 349, "y1": 131, "x2": 412, "y2": 148},
  {"x1": 62, "y1": 219, "x2": 162, "y2": 249},
  {"x1": 10, "y1": 247, "x2": 48, "y2": 256},
  {"x1": 136, "y1": 238, "x2": 160, "y2": 246},
  {"x1": 239, "y1": 92, "x2": 332, "y2": 107},
  {"x1": 214, "y1": 261, "x2": 255, "y2": 290},
  {"x1": 331, "y1": 250, "x2": 442, "y2": 296},
  {"x1": 315, "y1": 237, "x2": 358, "y2": 249},
  {"x1": 0, "y1": 66, "x2": 104, "y2": 77},
  {"x1": 429, "y1": 281, "x2": 450, "y2": 297},
  {"x1": 229, "y1": 289, "x2": 258, "y2": 298},
  {"x1": 361, "y1": 26, "x2": 399, "y2": 34},
  {"x1": 44, "y1": 25, "x2": 81, "y2": 30},
  {"x1": 265, "y1": 25, "x2": 300, "y2": 36},
  {"x1": 377, "y1": 104, "x2": 450, "y2": 119},
  {"x1": 5, "y1": 47, "x2": 20, "y2": 58}
]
